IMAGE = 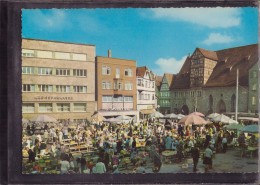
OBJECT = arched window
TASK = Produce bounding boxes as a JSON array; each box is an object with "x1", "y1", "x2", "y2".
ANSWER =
[
  {"x1": 209, "y1": 95, "x2": 213, "y2": 111},
  {"x1": 231, "y1": 94, "x2": 236, "y2": 112}
]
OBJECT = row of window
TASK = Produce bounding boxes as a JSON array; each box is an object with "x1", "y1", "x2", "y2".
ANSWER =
[
  {"x1": 22, "y1": 84, "x2": 87, "y2": 93},
  {"x1": 22, "y1": 103, "x2": 87, "y2": 113},
  {"x1": 102, "y1": 81, "x2": 133, "y2": 90},
  {"x1": 22, "y1": 67, "x2": 87, "y2": 77},
  {"x1": 138, "y1": 94, "x2": 155, "y2": 100},
  {"x1": 160, "y1": 92, "x2": 170, "y2": 97},
  {"x1": 22, "y1": 49, "x2": 88, "y2": 61},
  {"x1": 102, "y1": 66, "x2": 133, "y2": 77},
  {"x1": 137, "y1": 79, "x2": 155, "y2": 88},
  {"x1": 102, "y1": 96, "x2": 133, "y2": 102},
  {"x1": 160, "y1": 100, "x2": 170, "y2": 106}
]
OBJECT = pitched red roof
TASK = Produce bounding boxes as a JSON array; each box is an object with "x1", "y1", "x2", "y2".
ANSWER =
[
  {"x1": 205, "y1": 44, "x2": 258, "y2": 87},
  {"x1": 155, "y1": 75, "x2": 163, "y2": 89},
  {"x1": 136, "y1": 66, "x2": 147, "y2": 77},
  {"x1": 197, "y1": 48, "x2": 218, "y2": 61},
  {"x1": 164, "y1": 73, "x2": 174, "y2": 87},
  {"x1": 171, "y1": 56, "x2": 191, "y2": 90},
  {"x1": 171, "y1": 44, "x2": 258, "y2": 89}
]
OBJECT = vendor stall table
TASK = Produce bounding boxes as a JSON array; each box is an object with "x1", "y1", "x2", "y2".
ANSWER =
[{"x1": 162, "y1": 150, "x2": 177, "y2": 163}]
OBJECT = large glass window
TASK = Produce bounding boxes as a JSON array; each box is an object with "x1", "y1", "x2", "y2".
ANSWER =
[
  {"x1": 56, "y1": 69, "x2": 70, "y2": 76},
  {"x1": 38, "y1": 68, "x2": 53, "y2": 75},
  {"x1": 73, "y1": 103, "x2": 86, "y2": 112},
  {"x1": 252, "y1": 96, "x2": 256, "y2": 105},
  {"x1": 22, "y1": 103, "x2": 35, "y2": 113},
  {"x1": 252, "y1": 83, "x2": 257, "y2": 91},
  {"x1": 73, "y1": 86, "x2": 87, "y2": 93},
  {"x1": 73, "y1": 69, "x2": 87, "y2": 77},
  {"x1": 102, "y1": 81, "x2": 111, "y2": 89},
  {"x1": 39, "y1": 103, "x2": 53, "y2": 112},
  {"x1": 125, "y1": 82, "x2": 133, "y2": 90},
  {"x1": 22, "y1": 84, "x2": 35, "y2": 92},
  {"x1": 22, "y1": 49, "x2": 35, "y2": 57},
  {"x1": 57, "y1": 103, "x2": 70, "y2": 112},
  {"x1": 56, "y1": 85, "x2": 70, "y2": 93},
  {"x1": 102, "y1": 96, "x2": 113, "y2": 102},
  {"x1": 124, "y1": 68, "x2": 132, "y2": 77},
  {"x1": 102, "y1": 66, "x2": 111, "y2": 75},
  {"x1": 114, "y1": 82, "x2": 123, "y2": 90},
  {"x1": 113, "y1": 96, "x2": 123, "y2": 102},
  {"x1": 22, "y1": 67, "x2": 34, "y2": 74},
  {"x1": 38, "y1": 85, "x2": 53, "y2": 92},
  {"x1": 124, "y1": 96, "x2": 133, "y2": 102}
]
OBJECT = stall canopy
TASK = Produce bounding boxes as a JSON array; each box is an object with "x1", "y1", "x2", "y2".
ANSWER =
[
  {"x1": 238, "y1": 117, "x2": 259, "y2": 122},
  {"x1": 178, "y1": 114, "x2": 207, "y2": 125},
  {"x1": 91, "y1": 113, "x2": 105, "y2": 122},
  {"x1": 224, "y1": 123, "x2": 244, "y2": 130},
  {"x1": 140, "y1": 109, "x2": 155, "y2": 115},
  {"x1": 207, "y1": 113, "x2": 220, "y2": 119},
  {"x1": 240, "y1": 124, "x2": 259, "y2": 133},
  {"x1": 189, "y1": 112, "x2": 205, "y2": 117},
  {"x1": 148, "y1": 111, "x2": 164, "y2": 118},
  {"x1": 212, "y1": 114, "x2": 234, "y2": 124},
  {"x1": 165, "y1": 113, "x2": 178, "y2": 119}
]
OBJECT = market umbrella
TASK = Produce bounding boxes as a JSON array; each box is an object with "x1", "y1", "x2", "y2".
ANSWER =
[
  {"x1": 189, "y1": 112, "x2": 205, "y2": 117},
  {"x1": 224, "y1": 123, "x2": 244, "y2": 131},
  {"x1": 178, "y1": 114, "x2": 207, "y2": 125},
  {"x1": 239, "y1": 125, "x2": 259, "y2": 133},
  {"x1": 106, "y1": 117, "x2": 119, "y2": 123},
  {"x1": 207, "y1": 113, "x2": 220, "y2": 119},
  {"x1": 238, "y1": 117, "x2": 259, "y2": 122},
  {"x1": 165, "y1": 113, "x2": 177, "y2": 119},
  {"x1": 227, "y1": 119, "x2": 238, "y2": 124},
  {"x1": 212, "y1": 114, "x2": 232, "y2": 123},
  {"x1": 30, "y1": 115, "x2": 57, "y2": 122},
  {"x1": 148, "y1": 111, "x2": 164, "y2": 118},
  {"x1": 91, "y1": 113, "x2": 105, "y2": 122},
  {"x1": 116, "y1": 115, "x2": 133, "y2": 121},
  {"x1": 177, "y1": 114, "x2": 185, "y2": 120}
]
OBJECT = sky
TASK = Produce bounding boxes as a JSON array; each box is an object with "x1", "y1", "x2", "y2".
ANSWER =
[{"x1": 22, "y1": 8, "x2": 258, "y2": 76}]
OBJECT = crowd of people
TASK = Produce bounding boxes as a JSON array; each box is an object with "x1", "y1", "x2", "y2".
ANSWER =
[{"x1": 22, "y1": 116, "x2": 258, "y2": 174}]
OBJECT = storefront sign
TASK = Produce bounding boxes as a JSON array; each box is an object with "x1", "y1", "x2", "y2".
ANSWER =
[{"x1": 34, "y1": 96, "x2": 73, "y2": 101}]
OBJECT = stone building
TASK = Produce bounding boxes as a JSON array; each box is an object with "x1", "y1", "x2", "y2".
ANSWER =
[
  {"x1": 95, "y1": 51, "x2": 138, "y2": 119},
  {"x1": 171, "y1": 44, "x2": 258, "y2": 115},
  {"x1": 158, "y1": 73, "x2": 174, "y2": 114},
  {"x1": 22, "y1": 38, "x2": 97, "y2": 121},
  {"x1": 248, "y1": 63, "x2": 259, "y2": 114},
  {"x1": 136, "y1": 66, "x2": 156, "y2": 119}
]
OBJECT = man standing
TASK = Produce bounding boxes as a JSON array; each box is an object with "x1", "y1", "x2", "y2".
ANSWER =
[
  {"x1": 191, "y1": 145, "x2": 200, "y2": 172},
  {"x1": 92, "y1": 158, "x2": 106, "y2": 173},
  {"x1": 203, "y1": 145, "x2": 213, "y2": 172}
]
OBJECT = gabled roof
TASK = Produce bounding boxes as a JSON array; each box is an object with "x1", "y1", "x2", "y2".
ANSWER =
[
  {"x1": 136, "y1": 66, "x2": 155, "y2": 80},
  {"x1": 136, "y1": 66, "x2": 147, "y2": 77},
  {"x1": 164, "y1": 73, "x2": 174, "y2": 87},
  {"x1": 197, "y1": 48, "x2": 218, "y2": 61},
  {"x1": 170, "y1": 56, "x2": 191, "y2": 90},
  {"x1": 205, "y1": 44, "x2": 258, "y2": 87},
  {"x1": 155, "y1": 75, "x2": 163, "y2": 89}
]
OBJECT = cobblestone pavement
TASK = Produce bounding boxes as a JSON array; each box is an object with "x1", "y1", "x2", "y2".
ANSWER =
[{"x1": 119, "y1": 147, "x2": 258, "y2": 174}]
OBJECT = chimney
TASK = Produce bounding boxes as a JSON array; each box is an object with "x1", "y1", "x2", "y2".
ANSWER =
[{"x1": 108, "y1": 49, "x2": 112, "y2": 58}]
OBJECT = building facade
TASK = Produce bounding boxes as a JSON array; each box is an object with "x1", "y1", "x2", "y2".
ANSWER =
[
  {"x1": 248, "y1": 63, "x2": 259, "y2": 114},
  {"x1": 136, "y1": 66, "x2": 156, "y2": 118},
  {"x1": 158, "y1": 73, "x2": 174, "y2": 114},
  {"x1": 170, "y1": 44, "x2": 258, "y2": 116},
  {"x1": 96, "y1": 53, "x2": 138, "y2": 119},
  {"x1": 22, "y1": 39, "x2": 97, "y2": 121}
]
